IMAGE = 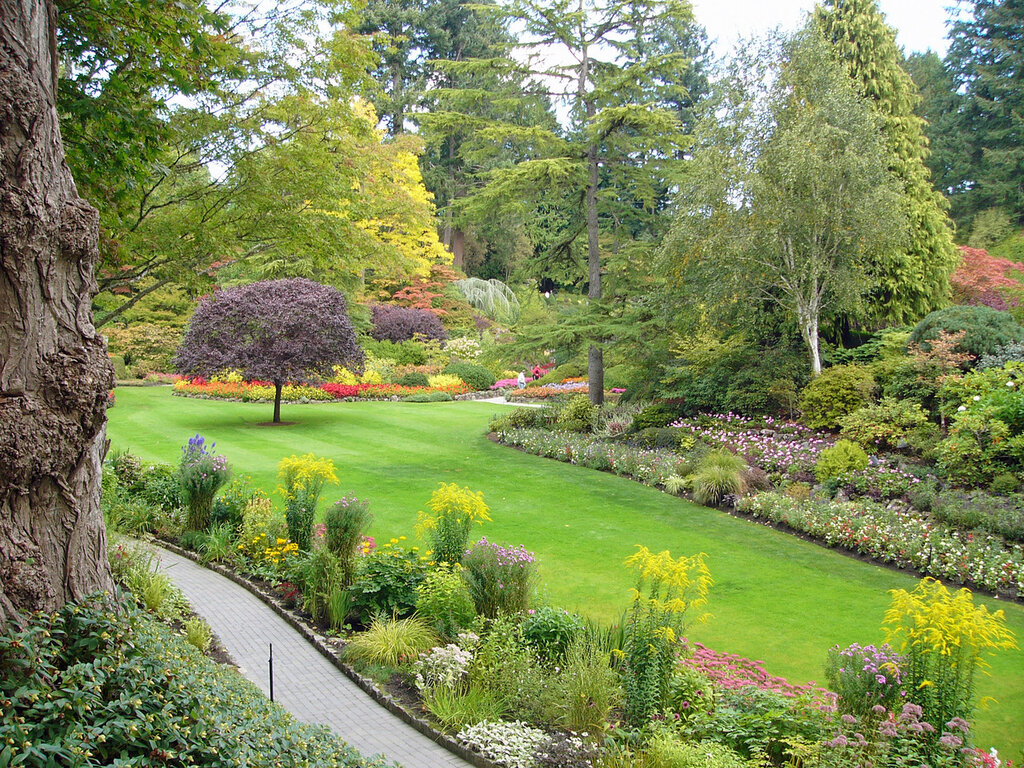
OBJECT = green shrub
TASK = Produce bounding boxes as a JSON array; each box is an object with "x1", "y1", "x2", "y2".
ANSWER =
[
  {"x1": 990, "y1": 472, "x2": 1022, "y2": 495},
  {"x1": 667, "y1": 666, "x2": 716, "y2": 722},
  {"x1": 0, "y1": 597, "x2": 379, "y2": 768},
  {"x1": 325, "y1": 496, "x2": 372, "y2": 586},
  {"x1": 909, "y1": 304, "x2": 1024, "y2": 363},
  {"x1": 442, "y1": 362, "x2": 495, "y2": 391},
  {"x1": 349, "y1": 545, "x2": 428, "y2": 624},
  {"x1": 137, "y1": 462, "x2": 183, "y2": 512},
  {"x1": 535, "y1": 362, "x2": 585, "y2": 385},
  {"x1": 361, "y1": 338, "x2": 428, "y2": 365},
  {"x1": 402, "y1": 391, "x2": 453, "y2": 402},
  {"x1": 798, "y1": 365, "x2": 877, "y2": 431},
  {"x1": 936, "y1": 412, "x2": 1018, "y2": 486},
  {"x1": 646, "y1": 732, "x2": 748, "y2": 768},
  {"x1": 468, "y1": 615, "x2": 551, "y2": 723},
  {"x1": 979, "y1": 341, "x2": 1024, "y2": 370},
  {"x1": 397, "y1": 372, "x2": 430, "y2": 387},
  {"x1": 522, "y1": 606, "x2": 585, "y2": 663},
  {"x1": 547, "y1": 632, "x2": 619, "y2": 733},
  {"x1": 415, "y1": 563, "x2": 476, "y2": 639},
  {"x1": 839, "y1": 397, "x2": 930, "y2": 451},
  {"x1": 488, "y1": 407, "x2": 553, "y2": 432},
  {"x1": 555, "y1": 394, "x2": 598, "y2": 432},
  {"x1": 815, "y1": 440, "x2": 870, "y2": 483},
  {"x1": 342, "y1": 615, "x2": 436, "y2": 667},
  {"x1": 294, "y1": 548, "x2": 347, "y2": 626},
  {"x1": 110, "y1": 449, "x2": 143, "y2": 490},
  {"x1": 632, "y1": 427, "x2": 682, "y2": 449},
  {"x1": 210, "y1": 474, "x2": 257, "y2": 531},
  {"x1": 931, "y1": 489, "x2": 1024, "y2": 541},
  {"x1": 692, "y1": 450, "x2": 748, "y2": 506},
  {"x1": 197, "y1": 523, "x2": 236, "y2": 565},
  {"x1": 631, "y1": 403, "x2": 683, "y2": 431},
  {"x1": 463, "y1": 538, "x2": 535, "y2": 618}
]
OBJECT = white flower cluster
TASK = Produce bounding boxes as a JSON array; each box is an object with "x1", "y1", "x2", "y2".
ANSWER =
[
  {"x1": 444, "y1": 336, "x2": 482, "y2": 360},
  {"x1": 456, "y1": 720, "x2": 547, "y2": 768},
  {"x1": 414, "y1": 643, "x2": 473, "y2": 691}
]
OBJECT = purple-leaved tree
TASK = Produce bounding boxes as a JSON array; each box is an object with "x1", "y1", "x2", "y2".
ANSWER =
[{"x1": 174, "y1": 279, "x2": 364, "y2": 423}]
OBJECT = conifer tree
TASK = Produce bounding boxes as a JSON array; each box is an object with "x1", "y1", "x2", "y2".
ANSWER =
[
  {"x1": 946, "y1": 0, "x2": 1024, "y2": 228},
  {"x1": 816, "y1": 0, "x2": 959, "y2": 325}
]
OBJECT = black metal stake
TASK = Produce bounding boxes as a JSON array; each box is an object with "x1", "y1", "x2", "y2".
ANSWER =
[{"x1": 269, "y1": 643, "x2": 274, "y2": 702}]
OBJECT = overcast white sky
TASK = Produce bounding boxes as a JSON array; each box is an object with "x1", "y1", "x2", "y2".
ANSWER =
[{"x1": 692, "y1": 0, "x2": 961, "y2": 58}]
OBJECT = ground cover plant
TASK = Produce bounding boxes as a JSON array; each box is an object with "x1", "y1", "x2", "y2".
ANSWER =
[
  {"x1": 0, "y1": 595, "x2": 384, "y2": 768},
  {"x1": 106, "y1": 387, "x2": 1024, "y2": 756}
]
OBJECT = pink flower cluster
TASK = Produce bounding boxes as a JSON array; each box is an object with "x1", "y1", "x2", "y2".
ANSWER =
[{"x1": 679, "y1": 639, "x2": 834, "y2": 705}]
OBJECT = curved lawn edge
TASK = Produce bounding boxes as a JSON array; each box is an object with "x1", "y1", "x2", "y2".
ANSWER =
[
  {"x1": 154, "y1": 540, "x2": 500, "y2": 768},
  {"x1": 489, "y1": 433, "x2": 1024, "y2": 606}
]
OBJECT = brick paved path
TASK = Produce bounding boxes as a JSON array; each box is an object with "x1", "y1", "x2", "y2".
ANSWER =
[{"x1": 154, "y1": 546, "x2": 473, "y2": 768}]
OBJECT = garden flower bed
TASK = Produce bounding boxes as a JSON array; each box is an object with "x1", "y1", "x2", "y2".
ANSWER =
[
  {"x1": 172, "y1": 377, "x2": 470, "y2": 401},
  {"x1": 492, "y1": 423, "x2": 1024, "y2": 600}
]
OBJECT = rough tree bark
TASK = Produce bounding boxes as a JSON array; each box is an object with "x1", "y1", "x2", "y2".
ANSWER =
[{"x1": 0, "y1": 0, "x2": 115, "y2": 630}]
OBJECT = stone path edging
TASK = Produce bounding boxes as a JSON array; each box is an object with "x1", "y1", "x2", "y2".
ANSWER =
[{"x1": 156, "y1": 541, "x2": 496, "y2": 768}]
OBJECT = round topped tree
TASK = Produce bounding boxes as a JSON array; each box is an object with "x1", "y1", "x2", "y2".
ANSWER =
[{"x1": 174, "y1": 278, "x2": 364, "y2": 422}]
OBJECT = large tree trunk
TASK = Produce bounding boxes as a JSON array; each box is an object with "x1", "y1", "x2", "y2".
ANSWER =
[
  {"x1": 586, "y1": 144, "x2": 604, "y2": 406},
  {"x1": 0, "y1": 0, "x2": 114, "y2": 630}
]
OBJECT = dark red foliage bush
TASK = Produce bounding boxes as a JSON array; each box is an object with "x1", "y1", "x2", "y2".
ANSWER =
[{"x1": 369, "y1": 303, "x2": 448, "y2": 342}]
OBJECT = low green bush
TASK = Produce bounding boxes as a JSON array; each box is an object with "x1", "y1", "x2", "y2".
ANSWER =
[
  {"x1": 839, "y1": 397, "x2": 930, "y2": 451},
  {"x1": 815, "y1": 440, "x2": 870, "y2": 483},
  {"x1": 397, "y1": 372, "x2": 430, "y2": 387},
  {"x1": 799, "y1": 365, "x2": 876, "y2": 431},
  {"x1": 555, "y1": 394, "x2": 598, "y2": 432},
  {"x1": 402, "y1": 391, "x2": 453, "y2": 402},
  {"x1": 909, "y1": 304, "x2": 1024, "y2": 363},
  {"x1": 349, "y1": 545, "x2": 428, "y2": 624},
  {"x1": 488, "y1": 407, "x2": 552, "y2": 432},
  {"x1": 0, "y1": 596, "x2": 380, "y2": 768},
  {"x1": 442, "y1": 362, "x2": 495, "y2": 392},
  {"x1": 361, "y1": 337, "x2": 429, "y2": 365},
  {"x1": 522, "y1": 606, "x2": 585, "y2": 663},
  {"x1": 632, "y1": 403, "x2": 683, "y2": 431},
  {"x1": 931, "y1": 489, "x2": 1024, "y2": 542},
  {"x1": 416, "y1": 563, "x2": 477, "y2": 639}
]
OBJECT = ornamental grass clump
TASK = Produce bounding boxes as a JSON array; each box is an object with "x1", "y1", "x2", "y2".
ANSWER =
[
  {"x1": 277, "y1": 453, "x2": 337, "y2": 551},
  {"x1": 882, "y1": 578, "x2": 1017, "y2": 736},
  {"x1": 416, "y1": 483, "x2": 491, "y2": 565},
  {"x1": 178, "y1": 434, "x2": 230, "y2": 531},
  {"x1": 621, "y1": 546, "x2": 712, "y2": 727},
  {"x1": 691, "y1": 449, "x2": 748, "y2": 506},
  {"x1": 463, "y1": 538, "x2": 536, "y2": 618}
]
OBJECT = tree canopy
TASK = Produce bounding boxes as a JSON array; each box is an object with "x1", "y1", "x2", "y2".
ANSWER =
[
  {"x1": 173, "y1": 279, "x2": 364, "y2": 423},
  {"x1": 660, "y1": 27, "x2": 906, "y2": 375}
]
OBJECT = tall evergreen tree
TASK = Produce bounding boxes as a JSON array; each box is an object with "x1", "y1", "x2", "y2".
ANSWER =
[
  {"x1": 816, "y1": 0, "x2": 959, "y2": 325},
  {"x1": 946, "y1": 0, "x2": 1024, "y2": 228},
  {"x1": 437, "y1": 0, "x2": 699, "y2": 403},
  {"x1": 906, "y1": 51, "x2": 970, "y2": 212}
]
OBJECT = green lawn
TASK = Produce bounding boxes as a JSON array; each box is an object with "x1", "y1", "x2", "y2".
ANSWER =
[{"x1": 109, "y1": 386, "x2": 1024, "y2": 757}]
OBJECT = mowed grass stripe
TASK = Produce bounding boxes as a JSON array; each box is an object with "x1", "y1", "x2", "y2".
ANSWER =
[{"x1": 108, "y1": 387, "x2": 1024, "y2": 756}]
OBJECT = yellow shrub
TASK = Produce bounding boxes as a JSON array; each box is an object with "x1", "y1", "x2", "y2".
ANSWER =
[
  {"x1": 332, "y1": 366, "x2": 358, "y2": 385},
  {"x1": 211, "y1": 369, "x2": 244, "y2": 383},
  {"x1": 360, "y1": 369, "x2": 384, "y2": 385},
  {"x1": 428, "y1": 373, "x2": 465, "y2": 389}
]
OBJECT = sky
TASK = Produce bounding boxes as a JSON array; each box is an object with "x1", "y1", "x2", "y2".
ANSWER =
[{"x1": 691, "y1": 0, "x2": 960, "y2": 58}]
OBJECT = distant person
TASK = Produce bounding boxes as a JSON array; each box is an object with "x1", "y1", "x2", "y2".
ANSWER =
[
  {"x1": 517, "y1": 371, "x2": 527, "y2": 389},
  {"x1": 532, "y1": 365, "x2": 542, "y2": 380}
]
